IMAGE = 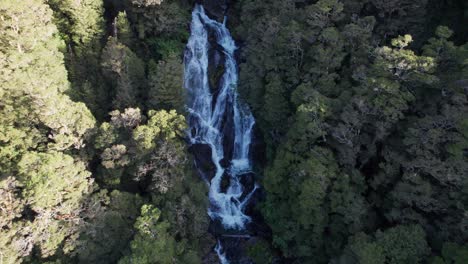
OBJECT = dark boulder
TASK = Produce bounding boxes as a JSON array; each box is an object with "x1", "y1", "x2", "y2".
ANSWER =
[
  {"x1": 207, "y1": 43, "x2": 225, "y2": 94},
  {"x1": 189, "y1": 143, "x2": 216, "y2": 181},
  {"x1": 198, "y1": 0, "x2": 229, "y2": 22},
  {"x1": 219, "y1": 236, "x2": 254, "y2": 264},
  {"x1": 221, "y1": 106, "x2": 235, "y2": 163},
  {"x1": 202, "y1": 248, "x2": 220, "y2": 264}
]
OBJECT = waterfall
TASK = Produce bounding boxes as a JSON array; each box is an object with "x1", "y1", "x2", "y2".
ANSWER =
[{"x1": 184, "y1": 4, "x2": 257, "y2": 263}]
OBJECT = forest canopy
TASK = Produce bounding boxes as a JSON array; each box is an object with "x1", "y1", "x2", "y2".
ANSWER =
[{"x1": 0, "y1": 0, "x2": 467, "y2": 263}]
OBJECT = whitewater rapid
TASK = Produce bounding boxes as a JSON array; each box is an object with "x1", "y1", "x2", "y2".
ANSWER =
[{"x1": 184, "y1": 5, "x2": 257, "y2": 263}]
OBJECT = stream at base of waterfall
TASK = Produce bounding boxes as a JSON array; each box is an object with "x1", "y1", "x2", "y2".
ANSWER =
[{"x1": 184, "y1": 4, "x2": 258, "y2": 264}]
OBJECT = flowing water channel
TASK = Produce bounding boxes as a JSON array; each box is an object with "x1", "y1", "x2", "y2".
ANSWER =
[{"x1": 184, "y1": 4, "x2": 258, "y2": 263}]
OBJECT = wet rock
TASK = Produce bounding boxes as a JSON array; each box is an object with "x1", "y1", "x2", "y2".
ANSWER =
[
  {"x1": 189, "y1": 143, "x2": 215, "y2": 180},
  {"x1": 200, "y1": 233, "x2": 217, "y2": 257},
  {"x1": 219, "y1": 157, "x2": 230, "y2": 168},
  {"x1": 198, "y1": 0, "x2": 229, "y2": 22},
  {"x1": 209, "y1": 62, "x2": 225, "y2": 94},
  {"x1": 221, "y1": 106, "x2": 235, "y2": 162},
  {"x1": 207, "y1": 31, "x2": 227, "y2": 95},
  {"x1": 238, "y1": 172, "x2": 255, "y2": 194},
  {"x1": 208, "y1": 219, "x2": 224, "y2": 236},
  {"x1": 203, "y1": 249, "x2": 220, "y2": 264},
  {"x1": 220, "y1": 172, "x2": 230, "y2": 193},
  {"x1": 219, "y1": 236, "x2": 254, "y2": 264}
]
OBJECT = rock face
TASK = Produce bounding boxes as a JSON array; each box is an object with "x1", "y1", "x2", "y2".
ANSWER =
[
  {"x1": 197, "y1": 0, "x2": 230, "y2": 21},
  {"x1": 202, "y1": 250, "x2": 220, "y2": 264},
  {"x1": 189, "y1": 143, "x2": 215, "y2": 181},
  {"x1": 218, "y1": 236, "x2": 257, "y2": 264}
]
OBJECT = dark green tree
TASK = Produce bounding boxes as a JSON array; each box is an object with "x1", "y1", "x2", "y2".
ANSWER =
[
  {"x1": 46, "y1": 0, "x2": 108, "y2": 118},
  {"x1": 72, "y1": 190, "x2": 144, "y2": 263},
  {"x1": 339, "y1": 225, "x2": 430, "y2": 264},
  {"x1": 147, "y1": 54, "x2": 185, "y2": 112},
  {"x1": 101, "y1": 38, "x2": 146, "y2": 110},
  {"x1": 115, "y1": 11, "x2": 136, "y2": 48},
  {"x1": 119, "y1": 204, "x2": 202, "y2": 264}
]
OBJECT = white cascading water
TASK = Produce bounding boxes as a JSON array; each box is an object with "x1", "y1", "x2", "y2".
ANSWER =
[{"x1": 184, "y1": 4, "x2": 257, "y2": 263}]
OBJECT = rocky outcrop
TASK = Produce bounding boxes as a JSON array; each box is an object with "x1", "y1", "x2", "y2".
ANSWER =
[
  {"x1": 197, "y1": 0, "x2": 230, "y2": 21},
  {"x1": 189, "y1": 143, "x2": 215, "y2": 181}
]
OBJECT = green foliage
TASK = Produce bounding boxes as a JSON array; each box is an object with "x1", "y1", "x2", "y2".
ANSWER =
[
  {"x1": 376, "y1": 225, "x2": 430, "y2": 264},
  {"x1": 0, "y1": 152, "x2": 94, "y2": 259},
  {"x1": 0, "y1": 178, "x2": 30, "y2": 263},
  {"x1": 0, "y1": 0, "x2": 96, "y2": 154},
  {"x1": 46, "y1": 0, "x2": 105, "y2": 47},
  {"x1": 370, "y1": 0, "x2": 429, "y2": 42},
  {"x1": 147, "y1": 37, "x2": 186, "y2": 60},
  {"x1": 116, "y1": 11, "x2": 135, "y2": 48},
  {"x1": 366, "y1": 35, "x2": 436, "y2": 127},
  {"x1": 147, "y1": 55, "x2": 185, "y2": 112},
  {"x1": 1, "y1": 0, "x2": 467, "y2": 263},
  {"x1": 92, "y1": 107, "x2": 209, "y2": 259},
  {"x1": 118, "y1": 204, "x2": 202, "y2": 264},
  {"x1": 391, "y1": 34, "x2": 413, "y2": 49},
  {"x1": 133, "y1": 109, "x2": 186, "y2": 150},
  {"x1": 260, "y1": 73, "x2": 291, "y2": 136},
  {"x1": 0, "y1": 1, "x2": 101, "y2": 261},
  {"x1": 93, "y1": 108, "x2": 184, "y2": 186},
  {"x1": 431, "y1": 242, "x2": 468, "y2": 264},
  {"x1": 384, "y1": 94, "x2": 468, "y2": 242},
  {"x1": 0, "y1": 221, "x2": 31, "y2": 264},
  {"x1": 247, "y1": 239, "x2": 275, "y2": 264},
  {"x1": 17, "y1": 152, "x2": 92, "y2": 212},
  {"x1": 72, "y1": 190, "x2": 144, "y2": 263},
  {"x1": 305, "y1": 0, "x2": 344, "y2": 30},
  {"x1": 124, "y1": 0, "x2": 190, "y2": 40},
  {"x1": 101, "y1": 37, "x2": 146, "y2": 110},
  {"x1": 341, "y1": 233, "x2": 385, "y2": 264},
  {"x1": 341, "y1": 225, "x2": 429, "y2": 264},
  {"x1": 0, "y1": 0, "x2": 208, "y2": 263},
  {"x1": 101, "y1": 144, "x2": 131, "y2": 169},
  {"x1": 46, "y1": 0, "x2": 108, "y2": 118},
  {"x1": 0, "y1": 177, "x2": 23, "y2": 229},
  {"x1": 377, "y1": 32, "x2": 468, "y2": 245},
  {"x1": 262, "y1": 142, "x2": 368, "y2": 261},
  {"x1": 236, "y1": 0, "x2": 467, "y2": 262}
]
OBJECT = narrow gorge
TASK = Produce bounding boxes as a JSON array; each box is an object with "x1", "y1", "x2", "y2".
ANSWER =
[
  {"x1": 184, "y1": 4, "x2": 259, "y2": 263},
  {"x1": 2, "y1": 0, "x2": 467, "y2": 263}
]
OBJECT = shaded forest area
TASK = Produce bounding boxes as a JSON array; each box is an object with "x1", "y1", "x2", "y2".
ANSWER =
[
  {"x1": 0, "y1": 0, "x2": 467, "y2": 263},
  {"x1": 1, "y1": 0, "x2": 210, "y2": 263},
  {"x1": 233, "y1": 0, "x2": 468, "y2": 263}
]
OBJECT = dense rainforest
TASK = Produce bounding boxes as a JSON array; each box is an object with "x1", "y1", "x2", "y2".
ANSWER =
[{"x1": 0, "y1": 0, "x2": 467, "y2": 263}]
